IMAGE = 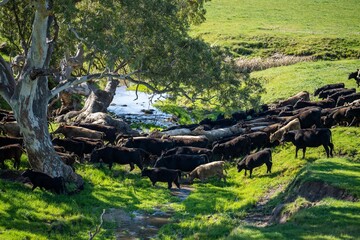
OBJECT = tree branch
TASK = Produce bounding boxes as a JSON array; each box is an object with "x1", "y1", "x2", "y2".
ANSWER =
[
  {"x1": 48, "y1": 70, "x2": 140, "y2": 100},
  {"x1": 0, "y1": 55, "x2": 15, "y2": 103},
  {"x1": 0, "y1": 0, "x2": 9, "y2": 7},
  {"x1": 89, "y1": 209, "x2": 106, "y2": 240}
]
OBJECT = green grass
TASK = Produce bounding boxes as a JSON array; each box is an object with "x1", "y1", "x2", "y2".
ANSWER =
[
  {"x1": 191, "y1": 0, "x2": 360, "y2": 59},
  {"x1": 1, "y1": 129, "x2": 359, "y2": 239},
  {"x1": 253, "y1": 59, "x2": 360, "y2": 104}
]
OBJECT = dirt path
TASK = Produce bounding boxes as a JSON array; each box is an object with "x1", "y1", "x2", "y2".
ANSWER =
[{"x1": 242, "y1": 184, "x2": 285, "y2": 227}]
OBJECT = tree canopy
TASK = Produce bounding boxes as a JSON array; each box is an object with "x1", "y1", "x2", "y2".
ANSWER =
[{"x1": 0, "y1": 0, "x2": 262, "y2": 110}]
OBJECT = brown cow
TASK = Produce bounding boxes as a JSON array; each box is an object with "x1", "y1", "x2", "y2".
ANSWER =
[
  {"x1": 188, "y1": 161, "x2": 226, "y2": 183},
  {"x1": 53, "y1": 125, "x2": 105, "y2": 140},
  {"x1": 276, "y1": 91, "x2": 310, "y2": 108}
]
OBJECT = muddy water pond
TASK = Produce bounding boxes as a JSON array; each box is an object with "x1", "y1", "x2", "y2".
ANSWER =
[
  {"x1": 107, "y1": 86, "x2": 175, "y2": 128},
  {"x1": 103, "y1": 186, "x2": 193, "y2": 240}
]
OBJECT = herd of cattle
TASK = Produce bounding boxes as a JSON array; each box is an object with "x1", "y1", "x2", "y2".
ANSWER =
[{"x1": 0, "y1": 74, "x2": 360, "y2": 194}]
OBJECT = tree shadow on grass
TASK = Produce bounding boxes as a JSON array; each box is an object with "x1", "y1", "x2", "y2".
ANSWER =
[
  {"x1": 228, "y1": 203, "x2": 360, "y2": 240},
  {"x1": 0, "y1": 165, "x2": 176, "y2": 239}
]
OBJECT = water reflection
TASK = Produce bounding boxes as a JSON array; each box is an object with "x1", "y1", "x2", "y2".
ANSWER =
[{"x1": 107, "y1": 86, "x2": 175, "y2": 128}]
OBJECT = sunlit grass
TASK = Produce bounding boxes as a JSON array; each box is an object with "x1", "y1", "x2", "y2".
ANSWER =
[{"x1": 191, "y1": 0, "x2": 360, "y2": 59}]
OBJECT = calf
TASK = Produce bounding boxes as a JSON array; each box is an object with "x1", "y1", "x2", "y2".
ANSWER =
[
  {"x1": 280, "y1": 128, "x2": 334, "y2": 158},
  {"x1": 336, "y1": 92, "x2": 360, "y2": 107},
  {"x1": 53, "y1": 125, "x2": 105, "y2": 140},
  {"x1": 154, "y1": 154, "x2": 208, "y2": 172},
  {"x1": 90, "y1": 146, "x2": 143, "y2": 171},
  {"x1": 0, "y1": 144, "x2": 23, "y2": 170},
  {"x1": 212, "y1": 135, "x2": 251, "y2": 161},
  {"x1": 21, "y1": 169, "x2": 65, "y2": 194},
  {"x1": 237, "y1": 148, "x2": 272, "y2": 178},
  {"x1": 141, "y1": 168, "x2": 181, "y2": 189},
  {"x1": 314, "y1": 83, "x2": 345, "y2": 96},
  {"x1": 188, "y1": 161, "x2": 226, "y2": 183}
]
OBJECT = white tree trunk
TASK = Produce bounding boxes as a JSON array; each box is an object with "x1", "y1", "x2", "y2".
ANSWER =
[{"x1": 0, "y1": 1, "x2": 84, "y2": 189}]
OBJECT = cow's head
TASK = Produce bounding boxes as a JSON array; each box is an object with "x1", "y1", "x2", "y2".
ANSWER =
[
  {"x1": 90, "y1": 149, "x2": 100, "y2": 163},
  {"x1": 280, "y1": 130, "x2": 295, "y2": 143},
  {"x1": 141, "y1": 168, "x2": 151, "y2": 177},
  {"x1": 237, "y1": 158, "x2": 246, "y2": 173}
]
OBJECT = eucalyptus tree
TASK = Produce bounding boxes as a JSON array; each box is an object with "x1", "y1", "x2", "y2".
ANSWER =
[{"x1": 0, "y1": 0, "x2": 262, "y2": 188}]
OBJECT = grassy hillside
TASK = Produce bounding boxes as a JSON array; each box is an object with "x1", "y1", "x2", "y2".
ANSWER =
[
  {"x1": 191, "y1": 0, "x2": 360, "y2": 59},
  {"x1": 253, "y1": 59, "x2": 359, "y2": 104},
  {"x1": 0, "y1": 127, "x2": 359, "y2": 239}
]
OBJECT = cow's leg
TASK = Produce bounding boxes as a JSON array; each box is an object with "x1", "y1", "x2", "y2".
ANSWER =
[
  {"x1": 302, "y1": 148, "x2": 306, "y2": 159},
  {"x1": 167, "y1": 181, "x2": 172, "y2": 189},
  {"x1": 323, "y1": 145, "x2": 330, "y2": 158},
  {"x1": 249, "y1": 169, "x2": 253, "y2": 178},
  {"x1": 244, "y1": 170, "x2": 247, "y2": 176},
  {"x1": 152, "y1": 181, "x2": 156, "y2": 186},
  {"x1": 31, "y1": 185, "x2": 37, "y2": 191},
  {"x1": 266, "y1": 162, "x2": 272, "y2": 173},
  {"x1": 295, "y1": 147, "x2": 300, "y2": 158},
  {"x1": 129, "y1": 162, "x2": 134, "y2": 171},
  {"x1": 174, "y1": 178, "x2": 181, "y2": 189},
  {"x1": 329, "y1": 142, "x2": 334, "y2": 157}
]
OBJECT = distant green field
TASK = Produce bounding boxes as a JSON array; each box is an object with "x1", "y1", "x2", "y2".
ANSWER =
[
  {"x1": 253, "y1": 59, "x2": 359, "y2": 104},
  {"x1": 191, "y1": 0, "x2": 360, "y2": 58}
]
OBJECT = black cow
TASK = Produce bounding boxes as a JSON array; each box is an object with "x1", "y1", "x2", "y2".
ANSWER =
[
  {"x1": 90, "y1": 146, "x2": 143, "y2": 171},
  {"x1": 70, "y1": 137, "x2": 103, "y2": 154},
  {"x1": 22, "y1": 169, "x2": 65, "y2": 194},
  {"x1": 163, "y1": 146, "x2": 213, "y2": 161},
  {"x1": 323, "y1": 107, "x2": 353, "y2": 127},
  {"x1": 345, "y1": 106, "x2": 360, "y2": 126},
  {"x1": 237, "y1": 148, "x2": 272, "y2": 178},
  {"x1": 141, "y1": 168, "x2": 181, "y2": 189},
  {"x1": 348, "y1": 69, "x2": 360, "y2": 87},
  {"x1": 318, "y1": 88, "x2": 346, "y2": 99},
  {"x1": 199, "y1": 117, "x2": 236, "y2": 129},
  {"x1": 212, "y1": 135, "x2": 251, "y2": 161},
  {"x1": 154, "y1": 154, "x2": 208, "y2": 172},
  {"x1": 0, "y1": 136, "x2": 23, "y2": 147},
  {"x1": 0, "y1": 144, "x2": 24, "y2": 170},
  {"x1": 294, "y1": 98, "x2": 336, "y2": 109},
  {"x1": 314, "y1": 83, "x2": 345, "y2": 96},
  {"x1": 296, "y1": 107, "x2": 322, "y2": 128},
  {"x1": 280, "y1": 128, "x2": 334, "y2": 158},
  {"x1": 336, "y1": 93, "x2": 360, "y2": 107},
  {"x1": 52, "y1": 138, "x2": 85, "y2": 160},
  {"x1": 243, "y1": 131, "x2": 270, "y2": 151},
  {"x1": 121, "y1": 137, "x2": 174, "y2": 156},
  {"x1": 328, "y1": 88, "x2": 356, "y2": 102}
]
